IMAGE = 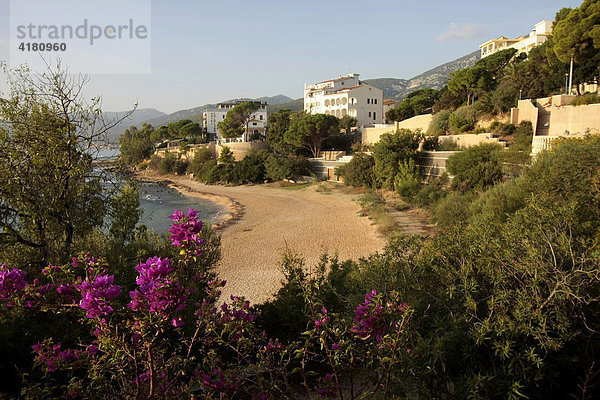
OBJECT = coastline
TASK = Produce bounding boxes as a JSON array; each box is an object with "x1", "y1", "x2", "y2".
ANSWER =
[
  {"x1": 135, "y1": 170, "x2": 243, "y2": 232},
  {"x1": 134, "y1": 170, "x2": 387, "y2": 304}
]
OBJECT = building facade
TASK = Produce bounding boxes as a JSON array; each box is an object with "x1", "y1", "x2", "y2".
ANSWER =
[
  {"x1": 479, "y1": 21, "x2": 553, "y2": 58},
  {"x1": 304, "y1": 73, "x2": 384, "y2": 126},
  {"x1": 203, "y1": 100, "x2": 268, "y2": 142}
]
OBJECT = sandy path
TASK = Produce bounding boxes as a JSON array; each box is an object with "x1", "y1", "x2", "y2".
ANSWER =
[{"x1": 138, "y1": 172, "x2": 386, "y2": 304}]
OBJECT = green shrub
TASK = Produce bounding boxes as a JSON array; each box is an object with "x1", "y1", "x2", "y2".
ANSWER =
[
  {"x1": 265, "y1": 155, "x2": 311, "y2": 181},
  {"x1": 159, "y1": 154, "x2": 177, "y2": 175},
  {"x1": 499, "y1": 123, "x2": 516, "y2": 136},
  {"x1": 198, "y1": 160, "x2": 222, "y2": 184},
  {"x1": 414, "y1": 174, "x2": 448, "y2": 208},
  {"x1": 336, "y1": 153, "x2": 375, "y2": 188},
  {"x1": 571, "y1": 93, "x2": 600, "y2": 106},
  {"x1": 449, "y1": 106, "x2": 476, "y2": 133},
  {"x1": 187, "y1": 147, "x2": 213, "y2": 176},
  {"x1": 372, "y1": 129, "x2": 422, "y2": 190},
  {"x1": 447, "y1": 143, "x2": 504, "y2": 191},
  {"x1": 173, "y1": 160, "x2": 188, "y2": 175},
  {"x1": 394, "y1": 159, "x2": 421, "y2": 201},
  {"x1": 433, "y1": 191, "x2": 473, "y2": 229},
  {"x1": 428, "y1": 110, "x2": 451, "y2": 135},
  {"x1": 230, "y1": 151, "x2": 267, "y2": 185}
]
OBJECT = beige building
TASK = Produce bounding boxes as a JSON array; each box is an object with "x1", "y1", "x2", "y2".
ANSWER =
[
  {"x1": 480, "y1": 21, "x2": 552, "y2": 58},
  {"x1": 304, "y1": 73, "x2": 384, "y2": 126},
  {"x1": 203, "y1": 100, "x2": 268, "y2": 143}
]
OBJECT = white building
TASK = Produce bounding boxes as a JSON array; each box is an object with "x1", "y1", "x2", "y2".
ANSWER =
[
  {"x1": 203, "y1": 101, "x2": 268, "y2": 142},
  {"x1": 304, "y1": 73, "x2": 383, "y2": 127},
  {"x1": 480, "y1": 21, "x2": 553, "y2": 58}
]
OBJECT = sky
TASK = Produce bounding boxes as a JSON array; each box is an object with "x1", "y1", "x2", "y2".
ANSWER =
[{"x1": 0, "y1": 0, "x2": 583, "y2": 113}]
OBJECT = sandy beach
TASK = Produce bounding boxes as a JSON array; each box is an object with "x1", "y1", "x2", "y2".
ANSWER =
[{"x1": 137, "y1": 171, "x2": 386, "y2": 304}]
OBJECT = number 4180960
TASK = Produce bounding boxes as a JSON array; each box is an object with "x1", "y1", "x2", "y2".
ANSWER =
[{"x1": 18, "y1": 42, "x2": 67, "y2": 51}]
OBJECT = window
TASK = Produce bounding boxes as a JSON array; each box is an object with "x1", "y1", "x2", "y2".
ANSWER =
[
  {"x1": 367, "y1": 99, "x2": 370, "y2": 104},
  {"x1": 368, "y1": 112, "x2": 371, "y2": 117},
  {"x1": 252, "y1": 122, "x2": 257, "y2": 126},
  {"x1": 374, "y1": 99, "x2": 377, "y2": 104},
  {"x1": 373, "y1": 112, "x2": 376, "y2": 120},
  {"x1": 259, "y1": 115, "x2": 263, "y2": 120}
]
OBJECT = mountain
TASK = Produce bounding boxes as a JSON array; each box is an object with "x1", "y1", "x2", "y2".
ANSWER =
[
  {"x1": 102, "y1": 108, "x2": 166, "y2": 144},
  {"x1": 364, "y1": 50, "x2": 480, "y2": 100},
  {"x1": 139, "y1": 94, "x2": 295, "y2": 130},
  {"x1": 267, "y1": 98, "x2": 304, "y2": 114}
]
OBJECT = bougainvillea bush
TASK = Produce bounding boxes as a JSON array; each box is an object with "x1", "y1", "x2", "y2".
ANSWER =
[{"x1": 0, "y1": 208, "x2": 414, "y2": 399}]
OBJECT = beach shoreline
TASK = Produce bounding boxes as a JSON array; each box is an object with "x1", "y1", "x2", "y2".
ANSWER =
[{"x1": 135, "y1": 170, "x2": 387, "y2": 304}]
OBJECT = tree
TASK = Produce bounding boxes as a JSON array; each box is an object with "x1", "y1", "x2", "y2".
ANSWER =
[
  {"x1": 217, "y1": 102, "x2": 260, "y2": 141},
  {"x1": 119, "y1": 123, "x2": 155, "y2": 165},
  {"x1": 0, "y1": 63, "x2": 125, "y2": 266},
  {"x1": 284, "y1": 113, "x2": 340, "y2": 158},
  {"x1": 218, "y1": 146, "x2": 235, "y2": 165},
  {"x1": 372, "y1": 129, "x2": 422, "y2": 190},
  {"x1": 338, "y1": 115, "x2": 357, "y2": 133},
  {"x1": 553, "y1": 1, "x2": 600, "y2": 88},
  {"x1": 266, "y1": 109, "x2": 298, "y2": 156}
]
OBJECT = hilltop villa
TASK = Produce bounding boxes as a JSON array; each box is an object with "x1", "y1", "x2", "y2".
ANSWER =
[
  {"x1": 203, "y1": 100, "x2": 268, "y2": 143},
  {"x1": 304, "y1": 73, "x2": 384, "y2": 127},
  {"x1": 479, "y1": 21, "x2": 553, "y2": 58}
]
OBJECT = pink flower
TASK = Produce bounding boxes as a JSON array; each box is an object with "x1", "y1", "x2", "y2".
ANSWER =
[{"x1": 0, "y1": 264, "x2": 27, "y2": 299}]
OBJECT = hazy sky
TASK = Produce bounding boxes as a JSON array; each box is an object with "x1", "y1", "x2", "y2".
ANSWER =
[{"x1": 0, "y1": 0, "x2": 582, "y2": 113}]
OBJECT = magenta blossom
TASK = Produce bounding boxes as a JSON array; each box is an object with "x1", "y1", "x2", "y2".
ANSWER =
[
  {"x1": 168, "y1": 207, "x2": 205, "y2": 256},
  {"x1": 0, "y1": 264, "x2": 27, "y2": 299},
  {"x1": 77, "y1": 274, "x2": 122, "y2": 318}
]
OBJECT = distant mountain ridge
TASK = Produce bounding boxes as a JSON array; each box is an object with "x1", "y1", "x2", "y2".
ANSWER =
[
  {"x1": 102, "y1": 108, "x2": 166, "y2": 143},
  {"x1": 104, "y1": 51, "x2": 481, "y2": 144},
  {"x1": 140, "y1": 94, "x2": 295, "y2": 133},
  {"x1": 364, "y1": 50, "x2": 480, "y2": 100}
]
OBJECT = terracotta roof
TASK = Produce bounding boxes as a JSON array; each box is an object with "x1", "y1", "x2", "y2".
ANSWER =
[
  {"x1": 335, "y1": 84, "x2": 365, "y2": 92},
  {"x1": 383, "y1": 99, "x2": 397, "y2": 105}
]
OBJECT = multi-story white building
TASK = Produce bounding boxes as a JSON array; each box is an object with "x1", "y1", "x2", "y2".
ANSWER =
[
  {"x1": 203, "y1": 100, "x2": 268, "y2": 142},
  {"x1": 479, "y1": 21, "x2": 553, "y2": 59},
  {"x1": 304, "y1": 73, "x2": 383, "y2": 127}
]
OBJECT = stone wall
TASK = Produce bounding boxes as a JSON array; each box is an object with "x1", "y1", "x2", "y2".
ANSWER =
[
  {"x1": 438, "y1": 133, "x2": 506, "y2": 149},
  {"x1": 215, "y1": 141, "x2": 269, "y2": 161},
  {"x1": 362, "y1": 114, "x2": 433, "y2": 145}
]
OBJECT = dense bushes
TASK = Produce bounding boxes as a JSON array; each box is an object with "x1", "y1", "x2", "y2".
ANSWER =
[
  {"x1": 446, "y1": 143, "x2": 504, "y2": 191},
  {"x1": 372, "y1": 129, "x2": 422, "y2": 190},
  {"x1": 448, "y1": 105, "x2": 477, "y2": 133},
  {"x1": 264, "y1": 154, "x2": 311, "y2": 181},
  {"x1": 336, "y1": 153, "x2": 375, "y2": 188}
]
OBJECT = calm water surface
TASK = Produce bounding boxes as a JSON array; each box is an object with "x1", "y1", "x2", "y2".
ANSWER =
[{"x1": 95, "y1": 147, "x2": 222, "y2": 234}]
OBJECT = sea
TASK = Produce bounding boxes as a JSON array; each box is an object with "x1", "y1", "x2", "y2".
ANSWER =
[{"x1": 94, "y1": 147, "x2": 223, "y2": 234}]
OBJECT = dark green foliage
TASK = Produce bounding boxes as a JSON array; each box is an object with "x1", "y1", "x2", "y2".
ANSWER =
[
  {"x1": 158, "y1": 154, "x2": 177, "y2": 175},
  {"x1": 338, "y1": 115, "x2": 357, "y2": 133},
  {"x1": 447, "y1": 143, "x2": 504, "y2": 191},
  {"x1": 323, "y1": 131, "x2": 361, "y2": 153},
  {"x1": 386, "y1": 88, "x2": 440, "y2": 122},
  {"x1": 284, "y1": 113, "x2": 340, "y2": 158},
  {"x1": 266, "y1": 109, "x2": 298, "y2": 156},
  {"x1": 187, "y1": 147, "x2": 213, "y2": 176},
  {"x1": 218, "y1": 146, "x2": 235, "y2": 165},
  {"x1": 432, "y1": 86, "x2": 465, "y2": 113},
  {"x1": 394, "y1": 159, "x2": 421, "y2": 201},
  {"x1": 414, "y1": 174, "x2": 448, "y2": 208},
  {"x1": 264, "y1": 155, "x2": 311, "y2": 181},
  {"x1": 432, "y1": 190, "x2": 473, "y2": 229},
  {"x1": 491, "y1": 80, "x2": 519, "y2": 113},
  {"x1": 173, "y1": 159, "x2": 189, "y2": 175},
  {"x1": 230, "y1": 151, "x2": 268, "y2": 185},
  {"x1": 336, "y1": 153, "x2": 375, "y2": 188},
  {"x1": 372, "y1": 129, "x2": 422, "y2": 190},
  {"x1": 198, "y1": 160, "x2": 222, "y2": 184},
  {"x1": 421, "y1": 135, "x2": 438, "y2": 151},
  {"x1": 119, "y1": 124, "x2": 155, "y2": 165},
  {"x1": 218, "y1": 102, "x2": 260, "y2": 140}
]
